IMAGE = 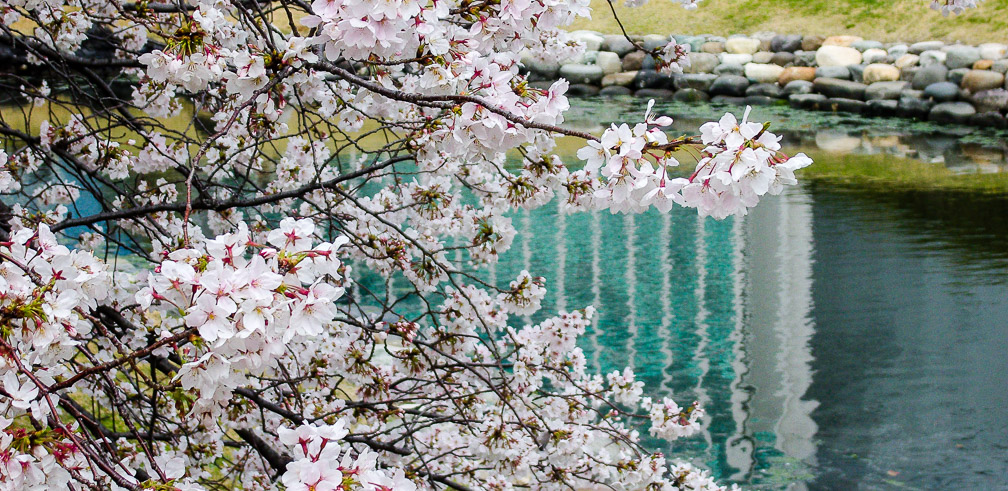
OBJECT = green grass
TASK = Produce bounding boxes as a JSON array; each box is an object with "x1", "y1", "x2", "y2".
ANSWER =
[
  {"x1": 798, "y1": 152, "x2": 1008, "y2": 194},
  {"x1": 571, "y1": 0, "x2": 1008, "y2": 44}
]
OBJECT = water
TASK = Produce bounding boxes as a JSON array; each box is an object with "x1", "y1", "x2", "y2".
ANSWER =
[
  {"x1": 472, "y1": 183, "x2": 1008, "y2": 489},
  {"x1": 358, "y1": 100, "x2": 1008, "y2": 488}
]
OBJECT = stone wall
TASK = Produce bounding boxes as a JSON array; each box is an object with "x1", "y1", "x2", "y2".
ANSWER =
[{"x1": 523, "y1": 31, "x2": 1008, "y2": 127}]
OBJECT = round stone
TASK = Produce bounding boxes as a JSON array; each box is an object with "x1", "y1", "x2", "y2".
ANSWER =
[
  {"x1": 714, "y1": 63, "x2": 744, "y2": 76},
  {"x1": 888, "y1": 44, "x2": 909, "y2": 58},
  {"x1": 752, "y1": 51, "x2": 774, "y2": 64},
  {"x1": 595, "y1": 51, "x2": 622, "y2": 75},
  {"x1": 912, "y1": 64, "x2": 949, "y2": 90},
  {"x1": 944, "y1": 45, "x2": 981, "y2": 69},
  {"x1": 685, "y1": 52, "x2": 719, "y2": 74},
  {"x1": 979, "y1": 43, "x2": 1008, "y2": 61},
  {"x1": 814, "y1": 78, "x2": 868, "y2": 100},
  {"x1": 673, "y1": 88, "x2": 711, "y2": 102},
  {"x1": 865, "y1": 81, "x2": 909, "y2": 100},
  {"x1": 701, "y1": 41, "x2": 725, "y2": 54},
  {"x1": 802, "y1": 35, "x2": 825, "y2": 51},
  {"x1": 862, "y1": 48, "x2": 889, "y2": 64},
  {"x1": 816, "y1": 65, "x2": 851, "y2": 80},
  {"x1": 909, "y1": 41, "x2": 945, "y2": 54},
  {"x1": 919, "y1": 50, "x2": 947, "y2": 66},
  {"x1": 569, "y1": 31, "x2": 604, "y2": 52},
  {"x1": 709, "y1": 75, "x2": 750, "y2": 96},
  {"x1": 783, "y1": 80, "x2": 814, "y2": 95},
  {"x1": 817, "y1": 46, "x2": 862, "y2": 67},
  {"x1": 778, "y1": 66, "x2": 817, "y2": 85},
  {"x1": 862, "y1": 64, "x2": 901, "y2": 84},
  {"x1": 725, "y1": 37, "x2": 761, "y2": 55},
  {"x1": 929, "y1": 101, "x2": 976, "y2": 124},
  {"x1": 601, "y1": 71, "x2": 637, "y2": 87},
  {"x1": 971, "y1": 89, "x2": 1008, "y2": 112},
  {"x1": 599, "y1": 85, "x2": 633, "y2": 96},
  {"x1": 895, "y1": 54, "x2": 920, "y2": 69},
  {"x1": 770, "y1": 52, "x2": 796, "y2": 66},
  {"x1": 622, "y1": 52, "x2": 646, "y2": 71},
  {"x1": 601, "y1": 35, "x2": 636, "y2": 57},
  {"x1": 923, "y1": 82, "x2": 960, "y2": 102},
  {"x1": 853, "y1": 40, "x2": 884, "y2": 52},
  {"x1": 770, "y1": 34, "x2": 803, "y2": 53},
  {"x1": 961, "y1": 70, "x2": 1006, "y2": 93},
  {"x1": 559, "y1": 64, "x2": 604, "y2": 85},
  {"x1": 744, "y1": 63, "x2": 785, "y2": 83}
]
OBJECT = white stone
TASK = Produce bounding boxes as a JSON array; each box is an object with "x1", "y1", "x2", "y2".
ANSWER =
[
  {"x1": 862, "y1": 64, "x2": 900, "y2": 84},
  {"x1": 979, "y1": 43, "x2": 1008, "y2": 60},
  {"x1": 595, "y1": 51, "x2": 622, "y2": 75},
  {"x1": 816, "y1": 45, "x2": 862, "y2": 67},
  {"x1": 862, "y1": 48, "x2": 889, "y2": 64},
  {"x1": 919, "y1": 50, "x2": 947, "y2": 66},
  {"x1": 569, "y1": 30, "x2": 604, "y2": 52},
  {"x1": 743, "y1": 63, "x2": 785, "y2": 83},
  {"x1": 719, "y1": 53, "x2": 754, "y2": 65},
  {"x1": 895, "y1": 54, "x2": 920, "y2": 69},
  {"x1": 725, "y1": 37, "x2": 760, "y2": 55}
]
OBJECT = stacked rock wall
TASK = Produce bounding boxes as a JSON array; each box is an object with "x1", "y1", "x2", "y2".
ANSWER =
[{"x1": 523, "y1": 31, "x2": 1008, "y2": 127}]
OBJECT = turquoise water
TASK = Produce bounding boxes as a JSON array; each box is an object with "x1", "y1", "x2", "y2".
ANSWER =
[{"x1": 354, "y1": 99, "x2": 1008, "y2": 488}]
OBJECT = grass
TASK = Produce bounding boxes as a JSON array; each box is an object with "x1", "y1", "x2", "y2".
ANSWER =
[
  {"x1": 570, "y1": 0, "x2": 1008, "y2": 44},
  {"x1": 797, "y1": 151, "x2": 1008, "y2": 194}
]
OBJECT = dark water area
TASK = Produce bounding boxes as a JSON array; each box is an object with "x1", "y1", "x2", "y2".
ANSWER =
[{"x1": 467, "y1": 184, "x2": 1008, "y2": 489}]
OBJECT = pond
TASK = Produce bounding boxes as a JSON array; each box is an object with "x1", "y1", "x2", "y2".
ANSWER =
[{"x1": 367, "y1": 99, "x2": 1008, "y2": 489}]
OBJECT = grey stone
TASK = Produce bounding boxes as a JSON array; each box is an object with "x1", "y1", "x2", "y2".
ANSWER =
[
  {"x1": 686, "y1": 52, "x2": 719, "y2": 74},
  {"x1": 634, "y1": 88, "x2": 675, "y2": 98},
  {"x1": 993, "y1": 59, "x2": 1008, "y2": 74},
  {"x1": 814, "y1": 77, "x2": 868, "y2": 100},
  {"x1": 970, "y1": 89, "x2": 1008, "y2": 112},
  {"x1": 771, "y1": 52, "x2": 796, "y2": 66},
  {"x1": 709, "y1": 75, "x2": 750, "y2": 96},
  {"x1": 642, "y1": 35, "x2": 667, "y2": 51},
  {"x1": 783, "y1": 80, "x2": 814, "y2": 95},
  {"x1": 865, "y1": 99, "x2": 899, "y2": 117},
  {"x1": 713, "y1": 63, "x2": 744, "y2": 76},
  {"x1": 789, "y1": 93, "x2": 828, "y2": 110},
  {"x1": 919, "y1": 50, "x2": 947, "y2": 66},
  {"x1": 944, "y1": 45, "x2": 981, "y2": 69},
  {"x1": 641, "y1": 54, "x2": 658, "y2": 70},
  {"x1": 853, "y1": 40, "x2": 884, "y2": 52},
  {"x1": 900, "y1": 66, "x2": 919, "y2": 82},
  {"x1": 746, "y1": 83, "x2": 784, "y2": 98},
  {"x1": 677, "y1": 35, "x2": 706, "y2": 53},
  {"x1": 929, "y1": 101, "x2": 976, "y2": 124},
  {"x1": 567, "y1": 84, "x2": 600, "y2": 96},
  {"x1": 673, "y1": 88, "x2": 711, "y2": 102},
  {"x1": 912, "y1": 64, "x2": 949, "y2": 90},
  {"x1": 825, "y1": 98, "x2": 867, "y2": 114},
  {"x1": 909, "y1": 41, "x2": 944, "y2": 54},
  {"x1": 744, "y1": 95, "x2": 779, "y2": 106},
  {"x1": 794, "y1": 50, "x2": 817, "y2": 67},
  {"x1": 968, "y1": 111, "x2": 1008, "y2": 128},
  {"x1": 816, "y1": 65, "x2": 851, "y2": 80},
  {"x1": 865, "y1": 81, "x2": 909, "y2": 100},
  {"x1": 923, "y1": 82, "x2": 960, "y2": 102},
  {"x1": 898, "y1": 92, "x2": 935, "y2": 119},
  {"x1": 678, "y1": 73, "x2": 719, "y2": 92},
  {"x1": 848, "y1": 64, "x2": 866, "y2": 82},
  {"x1": 524, "y1": 59, "x2": 560, "y2": 80},
  {"x1": 559, "y1": 64, "x2": 604, "y2": 85},
  {"x1": 706, "y1": 35, "x2": 727, "y2": 43},
  {"x1": 771, "y1": 34, "x2": 803, "y2": 53},
  {"x1": 601, "y1": 35, "x2": 636, "y2": 57},
  {"x1": 887, "y1": 44, "x2": 909, "y2": 58},
  {"x1": 633, "y1": 70, "x2": 675, "y2": 90},
  {"x1": 599, "y1": 86, "x2": 633, "y2": 96},
  {"x1": 948, "y1": 68, "x2": 970, "y2": 86}
]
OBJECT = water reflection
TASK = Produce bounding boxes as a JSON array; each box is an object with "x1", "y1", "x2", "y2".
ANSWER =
[{"x1": 563, "y1": 98, "x2": 1008, "y2": 173}]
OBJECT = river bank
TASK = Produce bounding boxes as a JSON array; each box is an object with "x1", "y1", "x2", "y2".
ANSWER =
[{"x1": 524, "y1": 32, "x2": 1008, "y2": 128}]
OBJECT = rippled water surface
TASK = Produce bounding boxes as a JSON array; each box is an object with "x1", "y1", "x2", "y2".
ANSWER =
[{"x1": 363, "y1": 100, "x2": 1008, "y2": 489}]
